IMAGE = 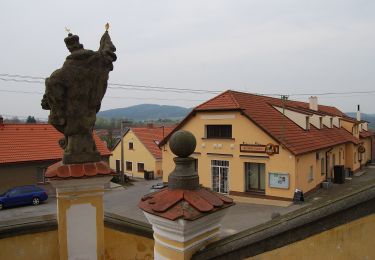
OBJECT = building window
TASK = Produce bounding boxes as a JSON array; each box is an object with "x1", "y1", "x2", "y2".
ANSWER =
[
  {"x1": 194, "y1": 159, "x2": 198, "y2": 172},
  {"x1": 129, "y1": 142, "x2": 134, "y2": 150},
  {"x1": 126, "y1": 161, "x2": 132, "y2": 171},
  {"x1": 321, "y1": 158, "x2": 325, "y2": 175},
  {"x1": 36, "y1": 167, "x2": 46, "y2": 183},
  {"x1": 308, "y1": 165, "x2": 314, "y2": 182},
  {"x1": 137, "y1": 163, "x2": 144, "y2": 172},
  {"x1": 206, "y1": 125, "x2": 232, "y2": 139},
  {"x1": 330, "y1": 118, "x2": 333, "y2": 128},
  {"x1": 319, "y1": 117, "x2": 323, "y2": 129},
  {"x1": 306, "y1": 117, "x2": 310, "y2": 130}
]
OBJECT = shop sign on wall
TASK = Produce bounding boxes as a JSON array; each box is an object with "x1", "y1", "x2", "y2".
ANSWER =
[
  {"x1": 269, "y1": 172, "x2": 289, "y2": 189},
  {"x1": 240, "y1": 143, "x2": 279, "y2": 155}
]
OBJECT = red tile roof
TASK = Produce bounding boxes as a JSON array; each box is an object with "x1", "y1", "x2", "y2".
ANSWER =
[
  {"x1": 161, "y1": 90, "x2": 360, "y2": 155},
  {"x1": 139, "y1": 187, "x2": 234, "y2": 221},
  {"x1": 0, "y1": 124, "x2": 111, "y2": 164},
  {"x1": 132, "y1": 127, "x2": 174, "y2": 159},
  {"x1": 360, "y1": 130, "x2": 374, "y2": 139},
  {"x1": 45, "y1": 161, "x2": 115, "y2": 179}
]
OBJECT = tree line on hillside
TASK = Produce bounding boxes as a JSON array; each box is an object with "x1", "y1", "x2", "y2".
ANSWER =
[{"x1": 3, "y1": 116, "x2": 39, "y2": 124}]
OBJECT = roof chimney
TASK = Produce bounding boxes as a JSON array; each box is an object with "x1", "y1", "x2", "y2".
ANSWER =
[
  {"x1": 309, "y1": 96, "x2": 318, "y2": 111},
  {"x1": 356, "y1": 104, "x2": 361, "y2": 121}
]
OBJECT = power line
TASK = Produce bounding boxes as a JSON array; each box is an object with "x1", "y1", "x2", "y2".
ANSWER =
[
  {"x1": 0, "y1": 89, "x2": 205, "y2": 102},
  {"x1": 289, "y1": 90, "x2": 375, "y2": 97},
  {"x1": 0, "y1": 74, "x2": 220, "y2": 94},
  {"x1": 1, "y1": 73, "x2": 374, "y2": 97},
  {"x1": 0, "y1": 73, "x2": 45, "y2": 80}
]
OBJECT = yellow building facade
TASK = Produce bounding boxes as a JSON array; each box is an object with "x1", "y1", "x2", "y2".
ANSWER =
[
  {"x1": 160, "y1": 91, "x2": 373, "y2": 199},
  {"x1": 110, "y1": 127, "x2": 172, "y2": 179}
]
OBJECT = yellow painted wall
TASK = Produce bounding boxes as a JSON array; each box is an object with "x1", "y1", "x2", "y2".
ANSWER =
[
  {"x1": 110, "y1": 130, "x2": 158, "y2": 178},
  {"x1": 0, "y1": 231, "x2": 59, "y2": 260},
  {"x1": 0, "y1": 227, "x2": 154, "y2": 260},
  {"x1": 155, "y1": 160, "x2": 163, "y2": 178},
  {"x1": 345, "y1": 143, "x2": 360, "y2": 172},
  {"x1": 104, "y1": 228, "x2": 154, "y2": 260},
  {"x1": 246, "y1": 214, "x2": 375, "y2": 260},
  {"x1": 162, "y1": 111, "x2": 298, "y2": 198},
  {"x1": 162, "y1": 110, "x2": 362, "y2": 199},
  {"x1": 361, "y1": 137, "x2": 372, "y2": 164}
]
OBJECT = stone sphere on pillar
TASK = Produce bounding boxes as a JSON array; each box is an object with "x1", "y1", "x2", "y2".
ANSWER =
[{"x1": 169, "y1": 130, "x2": 196, "y2": 158}]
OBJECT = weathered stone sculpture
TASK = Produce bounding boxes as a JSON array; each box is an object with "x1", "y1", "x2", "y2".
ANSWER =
[{"x1": 42, "y1": 27, "x2": 116, "y2": 164}]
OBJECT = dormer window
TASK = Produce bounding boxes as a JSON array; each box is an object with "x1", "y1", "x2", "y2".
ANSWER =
[
  {"x1": 306, "y1": 116, "x2": 310, "y2": 130},
  {"x1": 330, "y1": 118, "x2": 333, "y2": 128},
  {"x1": 319, "y1": 117, "x2": 323, "y2": 129}
]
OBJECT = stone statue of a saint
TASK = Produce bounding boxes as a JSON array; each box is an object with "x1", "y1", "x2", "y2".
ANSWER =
[{"x1": 41, "y1": 27, "x2": 117, "y2": 164}]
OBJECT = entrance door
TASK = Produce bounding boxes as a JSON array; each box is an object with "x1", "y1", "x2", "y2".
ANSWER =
[
  {"x1": 245, "y1": 162, "x2": 265, "y2": 192},
  {"x1": 211, "y1": 160, "x2": 229, "y2": 194}
]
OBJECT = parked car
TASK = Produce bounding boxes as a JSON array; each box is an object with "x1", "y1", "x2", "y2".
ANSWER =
[
  {"x1": 0, "y1": 185, "x2": 48, "y2": 210},
  {"x1": 150, "y1": 183, "x2": 167, "y2": 193}
]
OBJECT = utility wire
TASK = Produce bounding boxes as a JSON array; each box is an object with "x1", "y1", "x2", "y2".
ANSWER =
[
  {"x1": 0, "y1": 89, "x2": 205, "y2": 102},
  {"x1": 1, "y1": 73, "x2": 374, "y2": 97},
  {"x1": 0, "y1": 74, "x2": 221, "y2": 94}
]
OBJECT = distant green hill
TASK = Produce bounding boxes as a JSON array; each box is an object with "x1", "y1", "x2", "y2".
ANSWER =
[
  {"x1": 346, "y1": 112, "x2": 375, "y2": 130},
  {"x1": 98, "y1": 104, "x2": 191, "y2": 121}
]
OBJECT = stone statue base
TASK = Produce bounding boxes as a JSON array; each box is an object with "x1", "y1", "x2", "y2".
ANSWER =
[{"x1": 63, "y1": 134, "x2": 101, "y2": 164}]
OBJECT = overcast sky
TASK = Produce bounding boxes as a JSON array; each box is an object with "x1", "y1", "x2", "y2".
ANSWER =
[{"x1": 0, "y1": 0, "x2": 374, "y2": 120}]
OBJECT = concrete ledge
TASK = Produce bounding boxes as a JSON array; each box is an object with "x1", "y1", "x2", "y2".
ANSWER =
[
  {"x1": 0, "y1": 212, "x2": 154, "y2": 240},
  {"x1": 193, "y1": 180, "x2": 375, "y2": 260},
  {"x1": 104, "y1": 212, "x2": 153, "y2": 239},
  {"x1": 0, "y1": 214, "x2": 57, "y2": 239}
]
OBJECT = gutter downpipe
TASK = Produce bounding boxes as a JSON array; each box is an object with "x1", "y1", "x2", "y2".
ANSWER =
[{"x1": 326, "y1": 147, "x2": 333, "y2": 182}]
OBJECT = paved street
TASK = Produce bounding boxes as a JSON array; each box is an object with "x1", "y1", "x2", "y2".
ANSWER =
[{"x1": 1, "y1": 166, "x2": 374, "y2": 236}]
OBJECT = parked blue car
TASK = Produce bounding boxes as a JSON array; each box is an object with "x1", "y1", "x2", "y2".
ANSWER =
[{"x1": 0, "y1": 185, "x2": 48, "y2": 210}]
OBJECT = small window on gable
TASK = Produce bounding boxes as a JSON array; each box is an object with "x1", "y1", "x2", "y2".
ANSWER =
[
  {"x1": 330, "y1": 118, "x2": 333, "y2": 128},
  {"x1": 319, "y1": 117, "x2": 323, "y2": 129},
  {"x1": 129, "y1": 142, "x2": 134, "y2": 150}
]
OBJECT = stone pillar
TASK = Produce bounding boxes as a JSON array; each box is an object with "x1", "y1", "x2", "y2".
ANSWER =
[
  {"x1": 46, "y1": 161, "x2": 113, "y2": 260},
  {"x1": 144, "y1": 208, "x2": 229, "y2": 260},
  {"x1": 139, "y1": 130, "x2": 234, "y2": 260}
]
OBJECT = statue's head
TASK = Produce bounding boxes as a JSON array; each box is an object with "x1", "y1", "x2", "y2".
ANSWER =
[{"x1": 64, "y1": 33, "x2": 83, "y2": 53}]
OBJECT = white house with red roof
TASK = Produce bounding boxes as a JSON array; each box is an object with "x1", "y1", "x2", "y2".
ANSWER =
[
  {"x1": 160, "y1": 90, "x2": 373, "y2": 199},
  {"x1": 0, "y1": 118, "x2": 111, "y2": 192},
  {"x1": 110, "y1": 125, "x2": 174, "y2": 179}
]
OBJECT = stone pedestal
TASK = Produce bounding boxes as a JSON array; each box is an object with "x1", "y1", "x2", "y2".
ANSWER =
[
  {"x1": 139, "y1": 130, "x2": 234, "y2": 260},
  {"x1": 46, "y1": 161, "x2": 114, "y2": 260},
  {"x1": 144, "y1": 209, "x2": 228, "y2": 260}
]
